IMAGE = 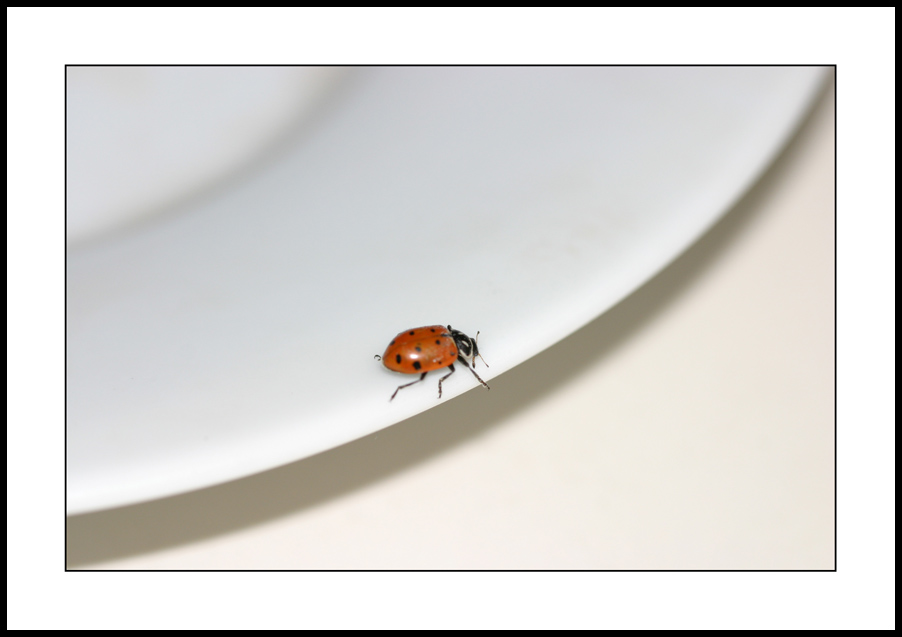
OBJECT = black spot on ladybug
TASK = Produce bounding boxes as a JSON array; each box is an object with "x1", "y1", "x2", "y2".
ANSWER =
[
  {"x1": 430, "y1": 328, "x2": 436, "y2": 332},
  {"x1": 409, "y1": 331, "x2": 415, "y2": 335},
  {"x1": 413, "y1": 361, "x2": 422, "y2": 371},
  {"x1": 390, "y1": 340, "x2": 395, "y2": 346},
  {"x1": 395, "y1": 354, "x2": 402, "y2": 364},
  {"x1": 435, "y1": 340, "x2": 441, "y2": 345},
  {"x1": 415, "y1": 346, "x2": 422, "y2": 352}
]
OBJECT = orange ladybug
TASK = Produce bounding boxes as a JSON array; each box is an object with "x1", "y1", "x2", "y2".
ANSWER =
[{"x1": 377, "y1": 325, "x2": 489, "y2": 401}]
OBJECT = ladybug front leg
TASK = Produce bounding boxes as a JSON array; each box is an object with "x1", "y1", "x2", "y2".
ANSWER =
[
  {"x1": 390, "y1": 372, "x2": 428, "y2": 401},
  {"x1": 458, "y1": 354, "x2": 490, "y2": 391}
]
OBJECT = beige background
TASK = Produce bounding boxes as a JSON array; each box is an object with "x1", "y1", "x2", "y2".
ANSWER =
[{"x1": 67, "y1": 76, "x2": 835, "y2": 571}]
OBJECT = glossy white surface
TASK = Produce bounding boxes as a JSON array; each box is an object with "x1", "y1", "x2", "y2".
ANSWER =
[
  {"x1": 67, "y1": 67, "x2": 827, "y2": 514},
  {"x1": 66, "y1": 67, "x2": 345, "y2": 243}
]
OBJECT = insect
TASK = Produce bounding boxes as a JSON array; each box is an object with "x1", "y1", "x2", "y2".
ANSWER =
[{"x1": 375, "y1": 325, "x2": 490, "y2": 401}]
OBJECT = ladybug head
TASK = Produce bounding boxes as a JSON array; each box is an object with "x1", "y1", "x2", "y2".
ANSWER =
[{"x1": 448, "y1": 325, "x2": 486, "y2": 366}]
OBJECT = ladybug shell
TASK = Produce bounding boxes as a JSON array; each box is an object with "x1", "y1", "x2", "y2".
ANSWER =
[{"x1": 382, "y1": 325, "x2": 458, "y2": 375}]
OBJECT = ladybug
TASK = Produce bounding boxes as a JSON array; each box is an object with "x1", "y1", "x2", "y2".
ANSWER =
[{"x1": 376, "y1": 325, "x2": 490, "y2": 401}]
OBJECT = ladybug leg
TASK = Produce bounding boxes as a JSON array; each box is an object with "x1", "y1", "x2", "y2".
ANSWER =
[
  {"x1": 458, "y1": 354, "x2": 490, "y2": 391},
  {"x1": 390, "y1": 372, "x2": 428, "y2": 401},
  {"x1": 437, "y1": 364, "x2": 455, "y2": 399},
  {"x1": 473, "y1": 332, "x2": 488, "y2": 367}
]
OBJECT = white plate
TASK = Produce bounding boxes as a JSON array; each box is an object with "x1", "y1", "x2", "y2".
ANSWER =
[
  {"x1": 66, "y1": 66, "x2": 346, "y2": 243},
  {"x1": 67, "y1": 67, "x2": 827, "y2": 514}
]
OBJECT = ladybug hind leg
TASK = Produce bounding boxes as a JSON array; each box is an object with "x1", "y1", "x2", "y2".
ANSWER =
[{"x1": 390, "y1": 372, "x2": 428, "y2": 401}]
